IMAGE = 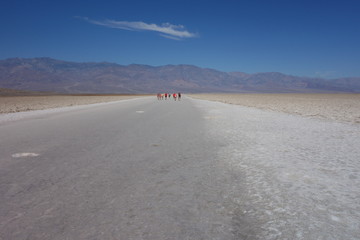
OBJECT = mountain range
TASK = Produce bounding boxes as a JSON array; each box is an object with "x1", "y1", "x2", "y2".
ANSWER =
[{"x1": 1, "y1": 57, "x2": 359, "y2": 94}]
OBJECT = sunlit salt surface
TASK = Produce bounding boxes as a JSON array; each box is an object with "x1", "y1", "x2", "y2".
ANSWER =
[
  {"x1": 196, "y1": 99, "x2": 360, "y2": 240},
  {"x1": 12, "y1": 153, "x2": 40, "y2": 158}
]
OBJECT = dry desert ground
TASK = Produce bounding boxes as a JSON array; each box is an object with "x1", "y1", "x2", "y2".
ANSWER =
[
  {"x1": 1, "y1": 93, "x2": 360, "y2": 124},
  {"x1": 190, "y1": 93, "x2": 360, "y2": 124},
  {"x1": 0, "y1": 95, "x2": 145, "y2": 114}
]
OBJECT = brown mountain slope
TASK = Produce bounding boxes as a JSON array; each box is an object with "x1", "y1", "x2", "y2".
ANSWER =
[{"x1": 1, "y1": 58, "x2": 359, "y2": 93}]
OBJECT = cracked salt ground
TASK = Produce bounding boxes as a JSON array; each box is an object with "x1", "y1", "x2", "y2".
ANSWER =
[{"x1": 195, "y1": 100, "x2": 360, "y2": 240}]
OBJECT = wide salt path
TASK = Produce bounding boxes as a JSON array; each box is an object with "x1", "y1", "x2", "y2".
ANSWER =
[
  {"x1": 194, "y1": 98, "x2": 360, "y2": 240},
  {"x1": 1, "y1": 96, "x2": 360, "y2": 240}
]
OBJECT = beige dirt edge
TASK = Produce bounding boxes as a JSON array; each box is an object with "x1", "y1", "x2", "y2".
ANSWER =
[{"x1": 0, "y1": 95, "x2": 150, "y2": 114}]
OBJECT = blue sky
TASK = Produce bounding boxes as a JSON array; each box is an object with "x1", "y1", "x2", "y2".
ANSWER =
[{"x1": 1, "y1": 0, "x2": 359, "y2": 78}]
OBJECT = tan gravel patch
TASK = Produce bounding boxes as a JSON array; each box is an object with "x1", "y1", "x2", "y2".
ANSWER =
[{"x1": 190, "y1": 93, "x2": 360, "y2": 124}]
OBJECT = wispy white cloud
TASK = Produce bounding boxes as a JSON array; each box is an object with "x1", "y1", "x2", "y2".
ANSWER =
[{"x1": 77, "y1": 17, "x2": 197, "y2": 40}]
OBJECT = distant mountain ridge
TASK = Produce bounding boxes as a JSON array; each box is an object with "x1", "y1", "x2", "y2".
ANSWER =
[{"x1": 0, "y1": 57, "x2": 359, "y2": 93}]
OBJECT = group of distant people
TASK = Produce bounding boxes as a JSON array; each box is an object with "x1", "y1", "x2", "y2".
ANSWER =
[{"x1": 157, "y1": 93, "x2": 182, "y2": 101}]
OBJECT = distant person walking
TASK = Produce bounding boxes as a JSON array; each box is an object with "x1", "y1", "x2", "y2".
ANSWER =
[
  {"x1": 157, "y1": 93, "x2": 164, "y2": 100},
  {"x1": 178, "y1": 92, "x2": 181, "y2": 100},
  {"x1": 173, "y1": 93, "x2": 177, "y2": 101},
  {"x1": 164, "y1": 93, "x2": 168, "y2": 100}
]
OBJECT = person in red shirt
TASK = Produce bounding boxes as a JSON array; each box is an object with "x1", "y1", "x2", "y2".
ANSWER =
[{"x1": 173, "y1": 93, "x2": 177, "y2": 101}]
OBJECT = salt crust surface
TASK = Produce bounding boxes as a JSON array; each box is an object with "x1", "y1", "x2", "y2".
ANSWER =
[
  {"x1": 0, "y1": 97, "x2": 146, "y2": 125},
  {"x1": 191, "y1": 93, "x2": 360, "y2": 124},
  {"x1": 2, "y1": 94, "x2": 359, "y2": 238},
  {"x1": 195, "y1": 98, "x2": 360, "y2": 239},
  {"x1": 0, "y1": 95, "x2": 142, "y2": 114}
]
